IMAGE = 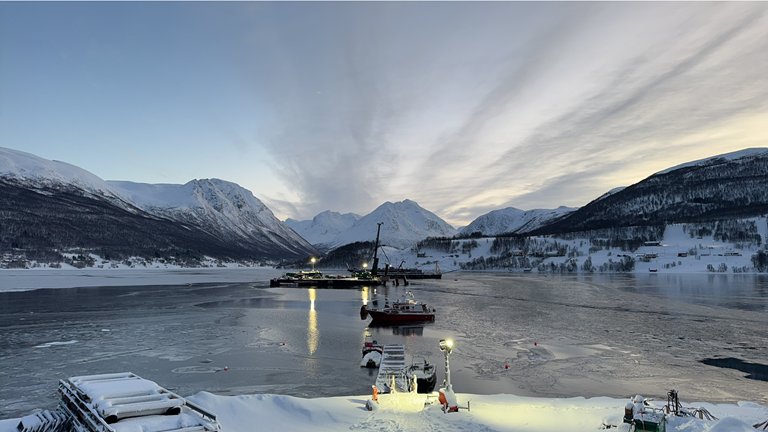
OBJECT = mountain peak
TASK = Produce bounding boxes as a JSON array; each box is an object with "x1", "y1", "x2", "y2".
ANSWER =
[
  {"x1": 288, "y1": 199, "x2": 456, "y2": 250},
  {"x1": 1, "y1": 146, "x2": 317, "y2": 260},
  {"x1": 460, "y1": 206, "x2": 576, "y2": 236}
]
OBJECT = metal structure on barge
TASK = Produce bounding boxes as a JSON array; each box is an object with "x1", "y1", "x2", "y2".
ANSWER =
[{"x1": 17, "y1": 372, "x2": 220, "y2": 432}]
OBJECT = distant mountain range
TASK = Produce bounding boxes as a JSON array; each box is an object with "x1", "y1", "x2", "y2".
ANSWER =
[
  {"x1": 0, "y1": 147, "x2": 317, "y2": 261},
  {"x1": 3, "y1": 146, "x2": 768, "y2": 265},
  {"x1": 285, "y1": 211, "x2": 361, "y2": 248},
  {"x1": 287, "y1": 200, "x2": 457, "y2": 251},
  {"x1": 458, "y1": 206, "x2": 577, "y2": 237}
]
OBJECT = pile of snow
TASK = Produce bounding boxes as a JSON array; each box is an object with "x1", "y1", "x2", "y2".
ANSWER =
[{"x1": 4, "y1": 391, "x2": 763, "y2": 432}]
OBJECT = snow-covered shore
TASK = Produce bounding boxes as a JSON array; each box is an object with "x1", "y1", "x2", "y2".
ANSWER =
[
  {"x1": 1, "y1": 391, "x2": 766, "y2": 432},
  {"x1": 0, "y1": 267, "x2": 285, "y2": 292}
]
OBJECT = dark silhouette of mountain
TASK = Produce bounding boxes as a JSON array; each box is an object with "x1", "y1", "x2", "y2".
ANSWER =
[{"x1": 533, "y1": 148, "x2": 768, "y2": 235}]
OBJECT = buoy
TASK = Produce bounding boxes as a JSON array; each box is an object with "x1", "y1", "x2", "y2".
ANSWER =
[
  {"x1": 282, "y1": 342, "x2": 285, "y2": 346},
  {"x1": 454, "y1": 279, "x2": 457, "y2": 281},
  {"x1": 224, "y1": 366, "x2": 228, "y2": 371},
  {"x1": 534, "y1": 342, "x2": 537, "y2": 346},
  {"x1": 410, "y1": 334, "x2": 414, "y2": 338},
  {"x1": 505, "y1": 364, "x2": 509, "y2": 369}
]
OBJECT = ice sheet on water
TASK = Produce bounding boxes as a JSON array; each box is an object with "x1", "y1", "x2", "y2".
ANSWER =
[{"x1": 34, "y1": 340, "x2": 78, "y2": 348}]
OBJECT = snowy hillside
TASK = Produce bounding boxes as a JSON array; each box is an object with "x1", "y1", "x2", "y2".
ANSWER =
[
  {"x1": 655, "y1": 148, "x2": 768, "y2": 175},
  {"x1": 284, "y1": 211, "x2": 361, "y2": 250},
  {"x1": 538, "y1": 147, "x2": 768, "y2": 234},
  {"x1": 0, "y1": 147, "x2": 136, "y2": 211},
  {"x1": 324, "y1": 200, "x2": 458, "y2": 250},
  {"x1": 459, "y1": 206, "x2": 576, "y2": 236},
  {"x1": 371, "y1": 217, "x2": 768, "y2": 276},
  {"x1": 109, "y1": 179, "x2": 317, "y2": 257},
  {"x1": 0, "y1": 147, "x2": 317, "y2": 261}
]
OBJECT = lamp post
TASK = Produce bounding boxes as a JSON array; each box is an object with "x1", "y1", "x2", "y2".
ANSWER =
[
  {"x1": 438, "y1": 339, "x2": 458, "y2": 412},
  {"x1": 439, "y1": 339, "x2": 454, "y2": 392},
  {"x1": 362, "y1": 263, "x2": 368, "y2": 272},
  {"x1": 311, "y1": 257, "x2": 316, "y2": 271}
]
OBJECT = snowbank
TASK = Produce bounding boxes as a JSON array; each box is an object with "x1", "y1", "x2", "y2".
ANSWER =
[
  {"x1": 152, "y1": 393, "x2": 768, "y2": 432},
  {"x1": 5, "y1": 392, "x2": 762, "y2": 432},
  {"x1": 0, "y1": 267, "x2": 284, "y2": 292}
]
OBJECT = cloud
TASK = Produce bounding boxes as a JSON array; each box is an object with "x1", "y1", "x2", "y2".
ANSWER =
[
  {"x1": 416, "y1": 3, "x2": 768, "y2": 225},
  {"x1": 242, "y1": 2, "x2": 767, "y2": 225}
]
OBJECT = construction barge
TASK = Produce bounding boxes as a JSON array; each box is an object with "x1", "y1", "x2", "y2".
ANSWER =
[{"x1": 269, "y1": 270, "x2": 383, "y2": 288}]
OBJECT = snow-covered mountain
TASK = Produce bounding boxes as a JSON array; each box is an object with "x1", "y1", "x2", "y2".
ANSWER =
[
  {"x1": 0, "y1": 147, "x2": 138, "y2": 212},
  {"x1": 0, "y1": 147, "x2": 317, "y2": 260},
  {"x1": 108, "y1": 179, "x2": 317, "y2": 258},
  {"x1": 536, "y1": 147, "x2": 768, "y2": 234},
  {"x1": 654, "y1": 148, "x2": 768, "y2": 175},
  {"x1": 459, "y1": 206, "x2": 577, "y2": 236},
  {"x1": 284, "y1": 211, "x2": 361, "y2": 249},
  {"x1": 319, "y1": 199, "x2": 457, "y2": 250},
  {"x1": 592, "y1": 186, "x2": 626, "y2": 203}
]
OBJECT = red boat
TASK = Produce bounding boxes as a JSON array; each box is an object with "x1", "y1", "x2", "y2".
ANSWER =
[{"x1": 362, "y1": 292, "x2": 435, "y2": 324}]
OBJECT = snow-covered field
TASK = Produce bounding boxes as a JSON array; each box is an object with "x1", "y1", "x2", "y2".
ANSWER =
[
  {"x1": 0, "y1": 267, "x2": 285, "y2": 292},
  {"x1": 1, "y1": 391, "x2": 766, "y2": 432}
]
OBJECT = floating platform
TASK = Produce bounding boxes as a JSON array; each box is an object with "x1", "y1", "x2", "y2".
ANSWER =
[{"x1": 270, "y1": 271, "x2": 383, "y2": 288}]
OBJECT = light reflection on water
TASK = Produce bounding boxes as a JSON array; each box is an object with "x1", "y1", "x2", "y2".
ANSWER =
[
  {"x1": 307, "y1": 288, "x2": 318, "y2": 355},
  {"x1": 1, "y1": 273, "x2": 767, "y2": 419}
]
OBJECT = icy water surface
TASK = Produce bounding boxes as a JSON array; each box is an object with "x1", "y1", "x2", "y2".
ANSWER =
[{"x1": 1, "y1": 272, "x2": 767, "y2": 419}]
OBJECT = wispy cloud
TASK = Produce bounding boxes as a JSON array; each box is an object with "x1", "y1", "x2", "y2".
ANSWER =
[{"x1": 4, "y1": 2, "x2": 765, "y2": 226}]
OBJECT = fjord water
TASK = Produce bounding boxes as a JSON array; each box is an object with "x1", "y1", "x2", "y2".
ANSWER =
[{"x1": 1, "y1": 272, "x2": 766, "y2": 419}]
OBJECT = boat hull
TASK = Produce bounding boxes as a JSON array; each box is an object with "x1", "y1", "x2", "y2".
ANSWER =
[
  {"x1": 366, "y1": 310, "x2": 435, "y2": 323},
  {"x1": 269, "y1": 278, "x2": 383, "y2": 288},
  {"x1": 388, "y1": 273, "x2": 442, "y2": 280},
  {"x1": 416, "y1": 373, "x2": 437, "y2": 393}
]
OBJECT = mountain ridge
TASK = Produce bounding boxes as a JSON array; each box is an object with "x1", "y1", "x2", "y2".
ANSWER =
[{"x1": 0, "y1": 147, "x2": 318, "y2": 261}]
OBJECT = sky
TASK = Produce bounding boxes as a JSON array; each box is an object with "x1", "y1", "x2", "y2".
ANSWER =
[{"x1": 1, "y1": 2, "x2": 766, "y2": 227}]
